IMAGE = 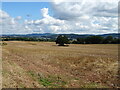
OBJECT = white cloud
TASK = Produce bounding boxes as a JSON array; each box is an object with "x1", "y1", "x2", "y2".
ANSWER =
[
  {"x1": 15, "y1": 16, "x2": 22, "y2": 20},
  {"x1": 0, "y1": 10, "x2": 9, "y2": 19},
  {"x1": 50, "y1": 0, "x2": 118, "y2": 34},
  {"x1": 41, "y1": 8, "x2": 49, "y2": 18},
  {"x1": 0, "y1": 0, "x2": 118, "y2": 34},
  {"x1": 0, "y1": 10, "x2": 33, "y2": 34}
]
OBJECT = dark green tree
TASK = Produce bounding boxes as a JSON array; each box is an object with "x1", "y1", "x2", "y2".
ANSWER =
[
  {"x1": 77, "y1": 38, "x2": 86, "y2": 44},
  {"x1": 55, "y1": 35, "x2": 69, "y2": 46},
  {"x1": 111, "y1": 38, "x2": 120, "y2": 44},
  {"x1": 85, "y1": 36, "x2": 103, "y2": 44},
  {"x1": 103, "y1": 36, "x2": 113, "y2": 44}
]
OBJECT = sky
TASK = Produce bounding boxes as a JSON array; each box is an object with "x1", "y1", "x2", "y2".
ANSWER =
[
  {"x1": 0, "y1": 0, "x2": 119, "y2": 35},
  {"x1": 2, "y1": 2, "x2": 53, "y2": 20}
]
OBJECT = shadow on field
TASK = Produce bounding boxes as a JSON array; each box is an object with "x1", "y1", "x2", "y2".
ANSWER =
[{"x1": 52, "y1": 45, "x2": 69, "y2": 47}]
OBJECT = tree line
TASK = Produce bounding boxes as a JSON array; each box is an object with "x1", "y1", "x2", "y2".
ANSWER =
[
  {"x1": 72, "y1": 36, "x2": 120, "y2": 44},
  {"x1": 55, "y1": 35, "x2": 120, "y2": 46},
  {"x1": 1, "y1": 35, "x2": 120, "y2": 45},
  {"x1": 1, "y1": 37, "x2": 54, "y2": 42}
]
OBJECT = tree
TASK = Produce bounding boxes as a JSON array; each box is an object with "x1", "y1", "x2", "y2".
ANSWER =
[
  {"x1": 111, "y1": 38, "x2": 120, "y2": 44},
  {"x1": 103, "y1": 36, "x2": 113, "y2": 44},
  {"x1": 85, "y1": 36, "x2": 103, "y2": 44},
  {"x1": 77, "y1": 38, "x2": 86, "y2": 44},
  {"x1": 55, "y1": 35, "x2": 69, "y2": 46}
]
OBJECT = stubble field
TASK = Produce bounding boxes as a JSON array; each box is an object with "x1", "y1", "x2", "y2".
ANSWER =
[{"x1": 1, "y1": 41, "x2": 119, "y2": 88}]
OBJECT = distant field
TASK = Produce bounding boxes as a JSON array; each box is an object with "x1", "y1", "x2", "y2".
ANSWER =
[{"x1": 2, "y1": 41, "x2": 119, "y2": 88}]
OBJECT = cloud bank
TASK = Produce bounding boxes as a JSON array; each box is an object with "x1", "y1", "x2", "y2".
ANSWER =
[{"x1": 0, "y1": 0, "x2": 118, "y2": 34}]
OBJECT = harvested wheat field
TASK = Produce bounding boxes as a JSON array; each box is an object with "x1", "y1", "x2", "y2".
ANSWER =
[{"x1": 1, "y1": 41, "x2": 119, "y2": 88}]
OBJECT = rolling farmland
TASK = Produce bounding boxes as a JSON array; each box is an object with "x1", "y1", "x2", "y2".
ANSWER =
[{"x1": 2, "y1": 41, "x2": 119, "y2": 88}]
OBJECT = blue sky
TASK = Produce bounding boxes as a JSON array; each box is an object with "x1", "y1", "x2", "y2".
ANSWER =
[
  {"x1": 0, "y1": 0, "x2": 118, "y2": 34},
  {"x1": 2, "y1": 2, "x2": 53, "y2": 20}
]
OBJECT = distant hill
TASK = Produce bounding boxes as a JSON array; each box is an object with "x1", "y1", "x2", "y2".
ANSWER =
[{"x1": 1, "y1": 33, "x2": 119, "y2": 39}]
